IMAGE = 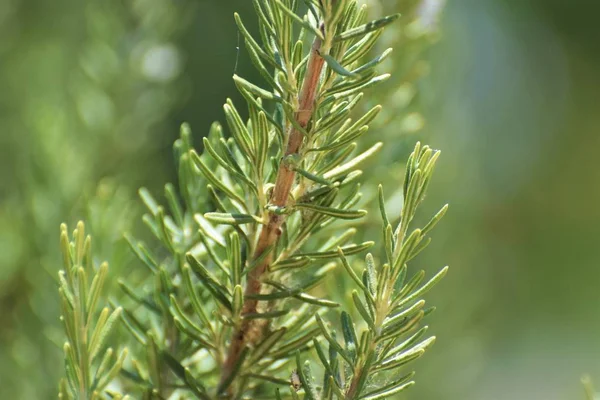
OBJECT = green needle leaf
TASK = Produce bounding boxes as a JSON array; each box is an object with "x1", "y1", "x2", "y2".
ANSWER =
[
  {"x1": 321, "y1": 53, "x2": 358, "y2": 77},
  {"x1": 395, "y1": 267, "x2": 449, "y2": 309},
  {"x1": 335, "y1": 13, "x2": 400, "y2": 42},
  {"x1": 295, "y1": 354, "x2": 318, "y2": 400},
  {"x1": 352, "y1": 290, "x2": 374, "y2": 329},
  {"x1": 204, "y1": 212, "x2": 261, "y2": 225},
  {"x1": 295, "y1": 203, "x2": 367, "y2": 219},
  {"x1": 234, "y1": 74, "x2": 282, "y2": 102},
  {"x1": 242, "y1": 309, "x2": 290, "y2": 320}
]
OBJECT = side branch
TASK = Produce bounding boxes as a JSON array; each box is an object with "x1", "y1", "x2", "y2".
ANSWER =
[{"x1": 218, "y1": 35, "x2": 326, "y2": 392}]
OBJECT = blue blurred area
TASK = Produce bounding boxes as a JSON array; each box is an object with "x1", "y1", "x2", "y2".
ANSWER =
[{"x1": 1, "y1": 0, "x2": 599, "y2": 398}]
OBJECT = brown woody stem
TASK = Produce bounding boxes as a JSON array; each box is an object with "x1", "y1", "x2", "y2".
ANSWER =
[{"x1": 218, "y1": 34, "x2": 326, "y2": 394}]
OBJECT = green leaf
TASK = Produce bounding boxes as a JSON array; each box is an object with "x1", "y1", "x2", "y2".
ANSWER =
[
  {"x1": 245, "y1": 244, "x2": 276, "y2": 275},
  {"x1": 223, "y1": 99, "x2": 254, "y2": 161},
  {"x1": 117, "y1": 279, "x2": 160, "y2": 314},
  {"x1": 393, "y1": 228, "x2": 423, "y2": 272},
  {"x1": 328, "y1": 375, "x2": 345, "y2": 399},
  {"x1": 341, "y1": 311, "x2": 358, "y2": 361},
  {"x1": 340, "y1": 105, "x2": 382, "y2": 137},
  {"x1": 394, "y1": 270, "x2": 424, "y2": 303},
  {"x1": 382, "y1": 326, "x2": 429, "y2": 361},
  {"x1": 337, "y1": 247, "x2": 370, "y2": 297},
  {"x1": 190, "y1": 150, "x2": 247, "y2": 207},
  {"x1": 229, "y1": 232, "x2": 242, "y2": 287},
  {"x1": 234, "y1": 13, "x2": 283, "y2": 71},
  {"x1": 294, "y1": 242, "x2": 375, "y2": 259},
  {"x1": 124, "y1": 236, "x2": 158, "y2": 273},
  {"x1": 352, "y1": 290, "x2": 374, "y2": 329},
  {"x1": 351, "y1": 350, "x2": 376, "y2": 396},
  {"x1": 313, "y1": 338, "x2": 333, "y2": 376},
  {"x1": 421, "y1": 204, "x2": 449, "y2": 236},
  {"x1": 271, "y1": 256, "x2": 313, "y2": 271},
  {"x1": 234, "y1": 74, "x2": 282, "y2": 102},
  {"x1": 395, "y1": 267, "x2": 449, "y2": 309},
  {"x1": 377, "y1": 185, "x2": 390, "y2": 227},
  {"x1": 232, "y1": 285, "x2": 244, "y2": 319},
  {"x1": 269, "y1": 327, "x2": 320, "y2": 359},
  {"x1": 94, "y1": 348, "x2": 128, "y2": 393},
  {"x1": 335, "y1": 14, "x2": 400, "y2": 42},
  {"x1": 172, "y1": 317, "x2": 215, "y2": 350},
  {"x1": 282, "y1": 100, "x2": 309, "y2": 136},
  {"x1": 315, "y1": 95, "x2": 361, "y2": 134},
  {"x1": 260, "y1": 280, "x2": 340, "y2": 307},
  {"x1": 243, "y1": 309, "x2": 290, "y2": 320},
  {"x1": 138, "y1": 187, "x2": 160, "y2": 216},
  {"x1": 342, "y1": 30, "x2": 382, "y2": 66},
  {"x1": 58, "y1": 272, "x2": 75, "y2": 310},
  {"x1": 274, "y1": 0, "x2": 324, "y2": 40},
  {"x1": 89, "y1": 307, "x2": 122, "y2": 362},
  {"x1": 295, "y1": 354, "x2": 318, "y2": 400},
  {"x1": 255, "y1": 111, "x2": 270, "y2": 178},
  {"x1": 323, "y1": 142, "x2": 382, "y2": 180},
  {"x1": 320, "y1": 227, "x2": 357, "y2": 252},
  {"x1": 147, "y1": 335, "x2": 162, "y2": 397},
  {"x1": 315, "y1": 314, "x2": 352, "y2": 365},
  {"x1": 197, "y1": 231, "x2": 228, "y2": 275},
  {"x1": 314, "y1": 142, "x2": 356, "y2": 176},
  {"x1": 296, "y1": 242, "x2": 374, "y2": 260},
  {"x1": 408, "y1": 237, "x2": 432, "y2": 261},
  {"x1": 365, "y1": 253, "x2": 377, "y2": 295},
  {"x1": 203, "y1": 212, "x2": 260, "y2": 225},
  {"x1": 328, "y1": 74, "x2": 390, "y2": 101},
  {"x1": 244, "y1": 373, "x2": 289, "y2": 386},
  {"x1": 325, "y1": 70, "x2": 376, "y2": 98},
  {"x1": 169, "y1": 295, "x2": 214, "y2": 349},
  {"x1": 324, "y1": 0, "x2": 347, "y2": 28},
  {"x1": 164, "y1": 183, "x2": 184, "y2": 226},
  {"x1": 382, "y1": 299, "x2": 425, "y2": 332},
  {"x1": 275, "y1": 388, "x2": 284, "y2": 400},
  {"x1": 202, "y1": 137, "x2": 255, "y2": 189},
  {"x1": 293, "y1": 167, "x2": 333, "y2": 186},
  {"x1": 309, "y1": 126, "x2": 369, "y2": 153},
  {"x1": 374, "y1": 263, "x2": 390, "y2": 304},
  {"x1": 376, "y1": 338, "x2": 435, "y2": 372},
  {"x1": 361, "y1": 381, "x2": 414, "y2": 400},
  {"x1": 181, "y1": 265, "x2": 213, "y2": 333},
  {"x1": 217, "y1": 137, "x2": 247, "y2": 177},
  {"x1": 321, "y1": 53, "x2": 358, "y2": 77},
  {"x1": 350, "y1": 48, "x2": 393, "y2": 75},
  {"x1": 245, "y1": 282, "x2": 306, "y2": 301},
  {"x1": 186, "y1": 253, "x2": 232, "y2": 311},
  {"x1": 295, "y1": 203, "x2": 367, "y2": 219},
  {"x1": 119, "y1": 307, "x2": 148, "y2": 345},
  {"x1": 162, "y1": 352, "x2": 210, "y2": 400},
  {"x1": 378, "y1": 311, "x2": 424, "y2": 343},
  {"x1": 248, "y1": 327, "x2": 287, "y2": 364}
]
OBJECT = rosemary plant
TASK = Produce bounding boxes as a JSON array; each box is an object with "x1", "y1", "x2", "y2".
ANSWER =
[
  {"x1": 58, "y1": 222, "x2": 129, "y2": 399},
  {"x1": 58, "y1": 1, "x2": 448, "y2": 398}
]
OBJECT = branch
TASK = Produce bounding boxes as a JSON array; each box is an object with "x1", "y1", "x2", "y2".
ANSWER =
[{"x1": 218, "y1": 32, "x2": 326, "y2": 393}]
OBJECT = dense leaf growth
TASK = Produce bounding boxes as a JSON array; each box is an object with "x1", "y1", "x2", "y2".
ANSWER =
[{"x1": 57, "y1": 1, "x2": 448, "y2": 399}]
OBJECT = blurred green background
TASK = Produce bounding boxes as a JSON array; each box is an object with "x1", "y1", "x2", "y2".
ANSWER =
[{"x1": 1, "y1": 0, "x2": 599, "y2": 399}]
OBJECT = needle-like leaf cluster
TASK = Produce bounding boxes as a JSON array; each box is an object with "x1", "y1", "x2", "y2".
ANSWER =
[
  {"x1": 58, "y1": 222, "x2": 129, "y2": 400},
  {"x1": 57, "y1": 1, "x2": 448, "y2": 399}
]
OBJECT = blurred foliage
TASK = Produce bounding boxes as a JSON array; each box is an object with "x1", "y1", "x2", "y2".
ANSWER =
[
  {"x1": 1, "y1": 0, "x2": 600, "y2": 399},
  {"x1": 0, "y1": 0, "x2": 197, "y2": 397}
]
